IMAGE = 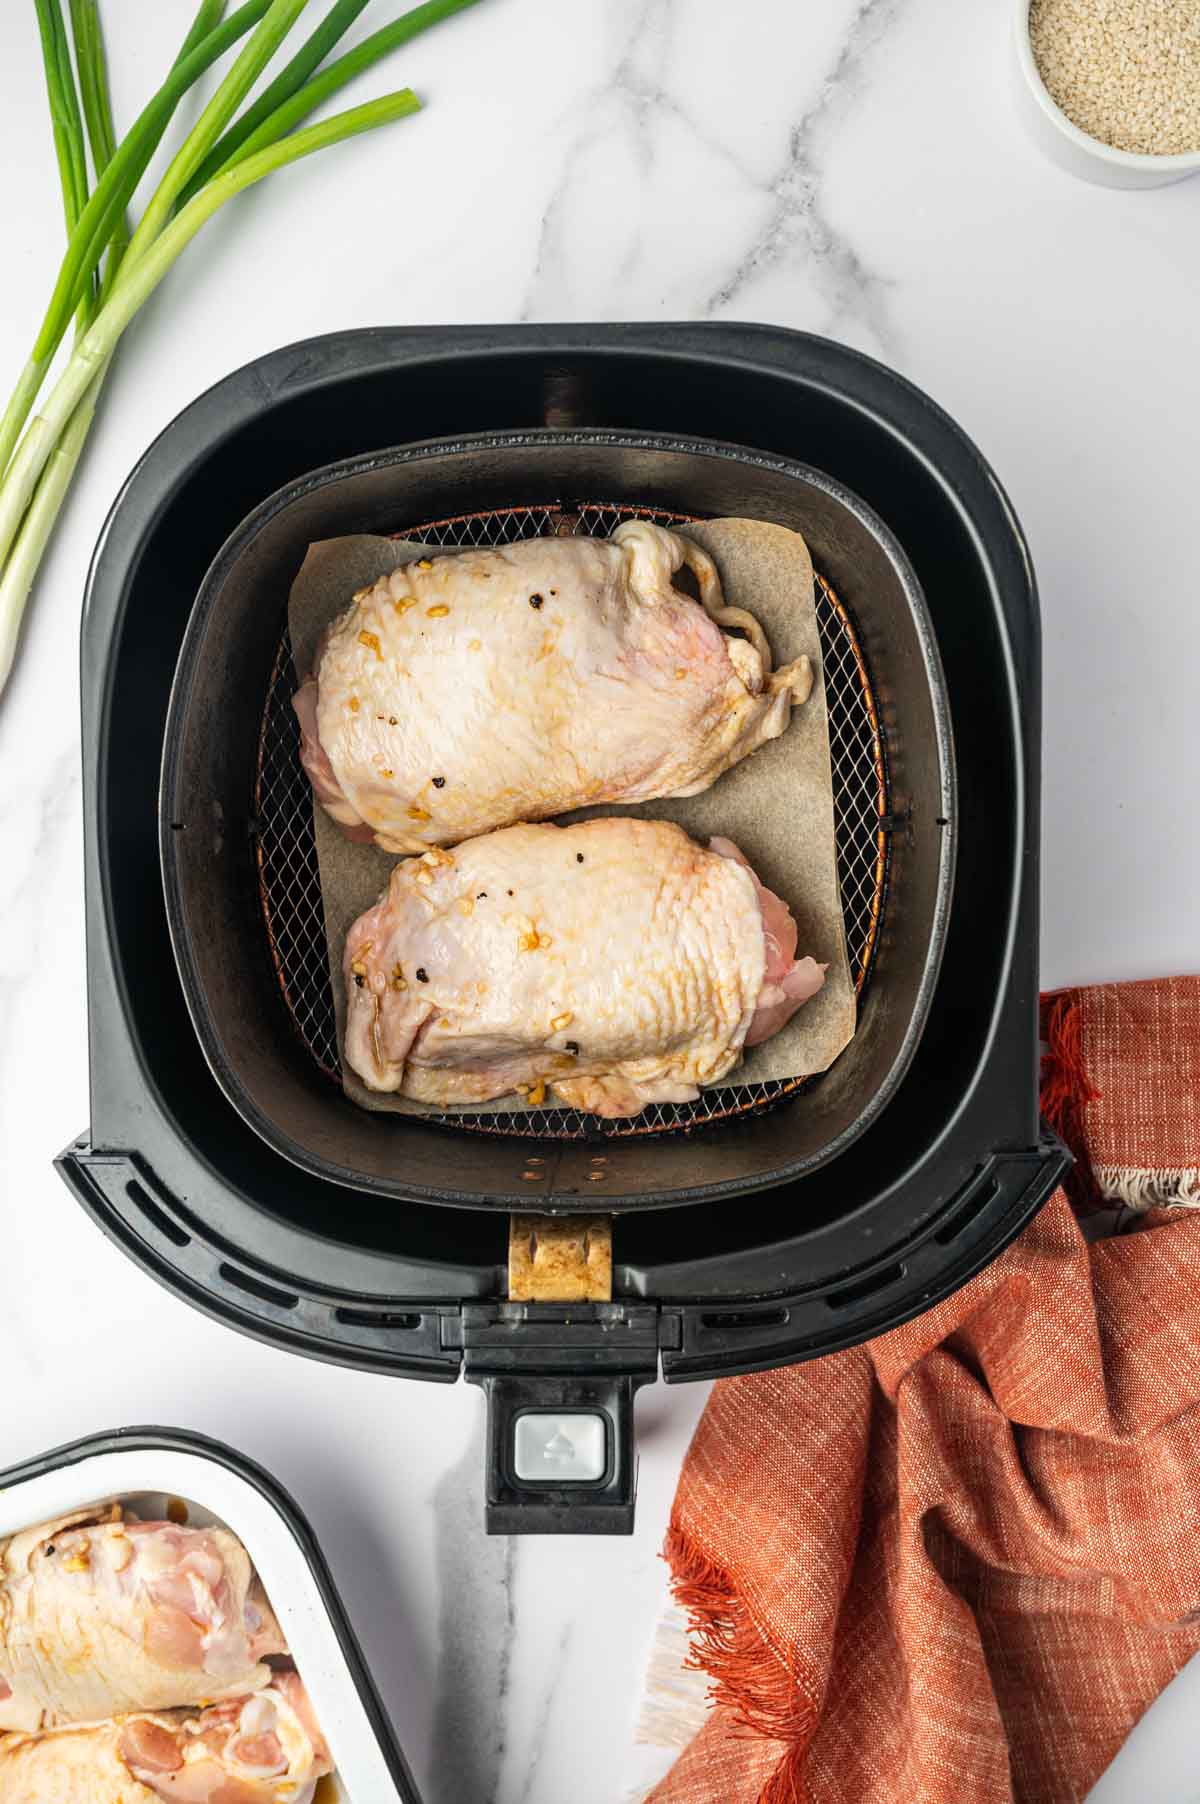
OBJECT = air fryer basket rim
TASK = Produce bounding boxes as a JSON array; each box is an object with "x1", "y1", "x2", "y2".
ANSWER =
[{"x1": 160, "y1": 428, "x2": 955, "y2": 1210}]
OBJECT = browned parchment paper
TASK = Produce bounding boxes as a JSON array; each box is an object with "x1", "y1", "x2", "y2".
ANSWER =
[{"x1": 287, "y1": 520, "x2": 856, "y2": 1118}]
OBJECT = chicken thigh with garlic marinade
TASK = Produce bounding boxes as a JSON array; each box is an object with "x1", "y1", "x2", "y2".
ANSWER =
[
  {"x1": 342, "y1": 816, "x2": 826, "y2": 1118},
  {"x1": 0, "y1": 1673, "x2": 331, "y2": 1804},
  {"x1": 0, "y1": 1507, "x2": 285, "y2": 1733},
  {"x1": 295, "y1": 520, "x2": 813, "y2": 853}
]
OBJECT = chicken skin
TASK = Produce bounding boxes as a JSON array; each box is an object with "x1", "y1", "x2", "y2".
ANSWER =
[
  {"x1": 0, "y1": 1673, "x2": 331, "y2": 1804},
  {"x1": 0, "y1": 1507, "x2": 285, "y2": 1733},
  {"x1": 295, "y1": 520, "x2": 813, "y2": 853},
  {"x1": 342, "y1": 817, "x2": 825, "y2": 1118}
]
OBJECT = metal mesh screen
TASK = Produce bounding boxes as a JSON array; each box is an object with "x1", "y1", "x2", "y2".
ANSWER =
[{"x1": 254, "y1": 503, "x2": 890, "y2": 1139}]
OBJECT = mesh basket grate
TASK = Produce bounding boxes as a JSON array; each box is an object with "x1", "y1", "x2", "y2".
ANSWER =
[{"x1": 254, "y1": 502, "x2": 890, "y2": 1139}]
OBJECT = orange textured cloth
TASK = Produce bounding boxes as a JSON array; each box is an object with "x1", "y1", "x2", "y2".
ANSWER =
[{"x1": 651, "y1": 977, "x2": 1200, "y2": 1804}]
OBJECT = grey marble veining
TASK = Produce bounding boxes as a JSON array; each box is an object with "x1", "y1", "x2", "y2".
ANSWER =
[
  {"x1": 431, "y1": 1419, "x2": 519, "y2": 1804},
  {"x1": 510, "y1": 1622, "x2": 573, "y2": 1804},
  {"x1": 703, "y1": 0, "x2": 908, "y2": 349},
  {"x1": 519, "y1": 0, "x2": 906, "y2": 356},
  {"x1": 0, "y1": 743, "x2": 79, "y2": 1068}
]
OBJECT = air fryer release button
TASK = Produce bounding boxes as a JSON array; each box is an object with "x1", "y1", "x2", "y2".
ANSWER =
[{"x1": 513, "y1": 1412, "x2": 606, "y2": 1482}]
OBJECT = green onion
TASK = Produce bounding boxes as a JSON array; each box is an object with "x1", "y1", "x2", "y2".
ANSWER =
[
  {"x1": 0, "y1": 0, "x2": 481, "y2": 695},
  {"x1": 34, "y1": 0, "x2": 89, "y2": 238},
  {"x1": 173, "y1": 0, "x2": 231, "y2": 72},
  {"x1": 124, "y1": 0, "x2": 312, "y2": 263},
  {"x1": 0, "y1": 1, "x2": 273, "y2": 480},
  {"x1": 181, "y1": 0, "x2": 374, "y2": 197},
  {"x1": 68, "y1": 0, "x2": 128, "y2": 296},
  {"x1": 184, "y1": 0, "x2": 478, "y2": 197}
]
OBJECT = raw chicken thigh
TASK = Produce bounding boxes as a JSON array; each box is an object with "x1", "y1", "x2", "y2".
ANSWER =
[
  {"x1": 295, "y1": 520, "x2": 813, "y2": 853},
  {"x1": 342, "y1": 817, "x2": 826, "y2": 1117},
  {"x1": 0, "y1": 1673, "x2": 331, "y2": 1804},
  {"x1": 0, "y1": 1507, "x2": 285, "y2": 1733}
]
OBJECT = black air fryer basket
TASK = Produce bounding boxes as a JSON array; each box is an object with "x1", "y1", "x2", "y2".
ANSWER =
[{"x1": 60, "y1": 324, "x2": 1067, "y2": 1534}]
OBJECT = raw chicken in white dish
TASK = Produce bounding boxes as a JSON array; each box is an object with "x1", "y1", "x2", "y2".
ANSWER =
[
  {"x1": 342, "y1": 816, "x2": 826, "y2": 1118},
  {"x1": 295, "y1": 520, "x2": 813, "y2": 853},
  {"x1": 0, "y1": 1506, "x2": 285, "y2": 1733},
  {"x1": 0, "y1": 1672, "x2": 331, "y2": 1804}
]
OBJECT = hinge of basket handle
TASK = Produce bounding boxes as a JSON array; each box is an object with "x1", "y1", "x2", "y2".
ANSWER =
[{"x1": 508, "y1": 1213, "x2": 613, "y2": 1302}]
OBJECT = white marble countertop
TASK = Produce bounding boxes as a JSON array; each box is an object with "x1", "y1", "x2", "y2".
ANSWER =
[{"x1": 2, "y1": 3, "x2": 1199, "y2": 1801}]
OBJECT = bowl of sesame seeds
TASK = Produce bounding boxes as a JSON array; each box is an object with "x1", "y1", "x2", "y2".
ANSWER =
[{"x1": 1015, "y1": 0, "x2": 1200, "y2": 187}]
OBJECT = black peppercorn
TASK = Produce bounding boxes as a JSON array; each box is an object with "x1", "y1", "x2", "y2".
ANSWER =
[
  {"x1": 477, "y1": 891, "x2": 487, "y2": 900},
  {"x1": 576, "y1": 853, "x2": 584, "y2": 863},
  {"x1": 416, "y1": 967, "x2": 429, "y2": 983},
  {"x1": 565, "y1": 1041, "x2": 580, "y2": 1055},
  {"x1": 432, "y1": 775, "x2": 446, "y2": 788},
  {"x1": 529, "y1": 593, "x2": 544, "y2": 609}
]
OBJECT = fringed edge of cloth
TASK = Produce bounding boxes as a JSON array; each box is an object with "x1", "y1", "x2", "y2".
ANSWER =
[
  {"x1": 1093, "y1": 1166, "x2": 1200, "y2": 1211},
  {"x1": 663, "y1": 1519, "x2": 817, "y2": 1802},
  {"x1": 1040, "y1": 993, "x2": 1103, "y2": 1212}
]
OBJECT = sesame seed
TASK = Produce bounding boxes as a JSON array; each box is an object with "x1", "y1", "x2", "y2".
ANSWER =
[{"x1": 1029, "y1": 0, "x2": 1200, "y2": 155}]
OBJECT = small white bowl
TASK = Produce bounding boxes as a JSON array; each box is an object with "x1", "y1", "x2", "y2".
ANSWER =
[{"x1": 1013, "y1": 0, "x2": 1200, "y2": 189}]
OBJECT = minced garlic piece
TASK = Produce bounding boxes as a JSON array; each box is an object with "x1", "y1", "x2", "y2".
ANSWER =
[
  {"x1": 358, "y1": 629, "x2": 382, "y2": 658},
  {"x1": 426, "y1": 604, "x2": 450, "y2": 619},
  {"x1": 407, "y1": 804, "x2": 431, "y2": 822},
  {"x1": 550, "y1": 1011, "x2": 574, "y2": 1032}
]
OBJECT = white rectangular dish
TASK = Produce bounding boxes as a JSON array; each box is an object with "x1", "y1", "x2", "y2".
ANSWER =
[{"x1": 0, "y1": 1427, "x2": 420, "y2": 1804}]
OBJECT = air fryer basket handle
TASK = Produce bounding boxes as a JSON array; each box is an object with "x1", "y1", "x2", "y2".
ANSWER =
[{"x1": 471, "y1": 1371, "x2": 652, "y2": 1536}]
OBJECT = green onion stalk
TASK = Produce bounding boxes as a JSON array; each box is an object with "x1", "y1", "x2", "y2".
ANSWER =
[{"x1": 0, "y1": 0, "x2": 481, "y2": 696}]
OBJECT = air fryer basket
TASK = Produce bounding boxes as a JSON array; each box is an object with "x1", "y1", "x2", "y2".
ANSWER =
[
  {"x1": 161, "y1": 433, "x2": 954, "y2": 1210},
  {"x1": 256, "y1": 502, "x2": 890, "y2": 1136},
  {"x1": 62, "y1": 324, "x2": 1064, "y2": 1533}
]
